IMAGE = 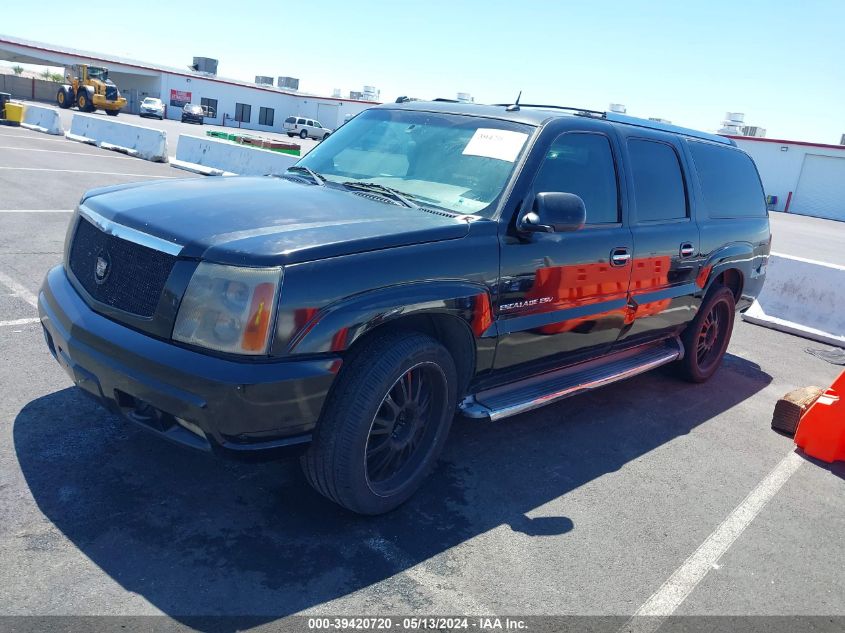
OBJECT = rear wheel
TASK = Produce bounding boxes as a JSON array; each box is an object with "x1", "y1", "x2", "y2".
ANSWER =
[
  {"x1": 676, "y1": 286, "x2": 736, "y2": 383},
  {"x1": 300, "y1": 129, "x2": 308, "y2": 139},
  {"x1": 56, "y1": 88, "x2": 72, "y2": 109},
  {"x1": 287, "y1": 132, "x2": 294, "y2": 137},
  {"x1": 301, "y1": 331, "x2": 457, "y2": 514}
]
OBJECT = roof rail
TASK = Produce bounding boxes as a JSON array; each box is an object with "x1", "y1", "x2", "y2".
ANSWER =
[
  {"x1": 493, "y1": 103, "x2": 605, "y2": 117},
  {"x1": 604, "y1": 112, "x2": 734, "y2": 145},
  {"x1": 492, "y1": 102, "x2": 733, "y2": 146}
]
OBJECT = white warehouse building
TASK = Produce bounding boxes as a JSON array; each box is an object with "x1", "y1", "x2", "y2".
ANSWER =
[
  {"x1": 0, "y1": 34, "x2": 378, "y2": 132},
  {"x1": 722, "y1": 134, "x2": 845, "y2": 221}
]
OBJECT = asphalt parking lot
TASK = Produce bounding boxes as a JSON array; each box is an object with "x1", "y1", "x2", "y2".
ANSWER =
[
  {"x1": 22, "y1": 99, "x2": 323, "y2": 158},
  {"x1": 1, "y1": 125, "x2": 843, "y2": 629}
]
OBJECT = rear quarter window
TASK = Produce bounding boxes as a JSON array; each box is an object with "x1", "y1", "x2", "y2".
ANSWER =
[
  {"x1": 688, "y1": 141, "x2": 766, "y2": 218},
  {"x1": 285, "y1": 116, "x2": 296, "y2": 124}
]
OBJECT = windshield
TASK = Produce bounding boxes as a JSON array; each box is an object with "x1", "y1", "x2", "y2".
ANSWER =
[
  {"x1": 87, "y1": 66, "x2": 108, "y2": 81},
  {"x1": 185, "y1": 105, "x2": 203, "y2": 114},
  {"x1": 298, "y1": 109, "x2": 533, "y2": 216},
  {"x1": 142, "y1": 98, "x2": 160, "y2": 105}
]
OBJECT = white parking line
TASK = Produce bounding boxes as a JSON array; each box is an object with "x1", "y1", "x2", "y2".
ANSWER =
[
  {"x1": 0, "y1": 146, "x2": 134, "y2": 159},
  {"x1": 0, "y1": 317, "x2": 40, "y2": 328},
  {"x1": 0, "y1": 133, "x2": 67, "y2": 142},
  {"x1": 0, "y1": 209, "x2": 73, "y2": 213},
  {"x1": 0, "y1": 167, "x2": 176, "y2": 178},
  {"x1": 0, "y1": 269, "x2": 39, "y2": 308},
  {"x1": 621, "y1": 450, "x2": 804, "y2": 633}
]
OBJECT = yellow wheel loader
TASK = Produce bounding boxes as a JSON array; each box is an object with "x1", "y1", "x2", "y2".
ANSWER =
[{"x1": 56, "y1": 64, "x2": 126, "y2": 116}]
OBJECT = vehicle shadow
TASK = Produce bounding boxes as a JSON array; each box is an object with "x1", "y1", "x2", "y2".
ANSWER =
[{"x1": 14, "y1": 352, "x2": 771, "y2": 628}]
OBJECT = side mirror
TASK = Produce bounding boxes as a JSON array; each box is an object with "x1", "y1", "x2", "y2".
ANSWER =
[{"x1": 519, "y1": 192, "x2": 587, "y2": 233}]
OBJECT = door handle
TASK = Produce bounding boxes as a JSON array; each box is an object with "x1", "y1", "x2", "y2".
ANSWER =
[
  {"x1": 610, "y1": 247, "x2": 631, "y2": 267},
  {"x1": 680, "y1": 242, "x2": 695, "y2": 258}
]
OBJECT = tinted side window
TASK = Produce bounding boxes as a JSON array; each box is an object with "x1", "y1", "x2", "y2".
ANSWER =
[
  {"x1": 285, "y1": 116, "x2": 296, "y2": 124},
  {"x1": 628, "y1": 139, "x2": 687, "y2": 222},
  {"x1": 688, "y1": 141, "x2": 766, "y2": 218},
  {"x1": 533, "y1": 133, "x2": 619, "y2": 224}
]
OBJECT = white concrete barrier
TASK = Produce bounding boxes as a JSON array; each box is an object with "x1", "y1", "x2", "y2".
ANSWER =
[
  {"x1": 171, "y1": 134, "x2": 297, "y2": 177},
  {"x1": 66, "y1": 114, "x2": 168, "y2": 162},
  {"x1": 20, "y1": 104, "x2": 63, "y2": 135},
  {"x1": 742, "y1": 252, "x2": 845, "y2": 347}
]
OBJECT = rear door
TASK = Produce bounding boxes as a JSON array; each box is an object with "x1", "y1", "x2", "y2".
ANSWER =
[{"x1": 614, "y1": 131, "x2": 701, "y2": 345}]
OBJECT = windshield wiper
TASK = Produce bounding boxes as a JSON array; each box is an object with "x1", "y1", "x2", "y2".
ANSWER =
[
  {"x1": 284, "y1": 165, "x2": 326, "y2": 186},
  {"x1": 341, "y1": 181, "x2": 419, "y2": 208}
]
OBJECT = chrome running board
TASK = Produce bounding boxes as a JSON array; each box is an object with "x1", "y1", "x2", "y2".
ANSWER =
[{"x1": 460, "y1": 338, "x2": 683, "y2": 422}]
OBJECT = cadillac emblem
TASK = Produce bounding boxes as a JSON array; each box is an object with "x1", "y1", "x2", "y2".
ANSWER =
[{"x1": 94, "y1": 252, "x2": 111, "y2": 285}]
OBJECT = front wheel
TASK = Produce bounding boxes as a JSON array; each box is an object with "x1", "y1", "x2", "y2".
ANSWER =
[
  {"x1": 106, "y1": 109, "x2": 119, "y2": 117},
  {"x1": 301, "y1": 331, "x2": 457, "y2": 514},
  {"x1": 77, "y1": 90, "x2": 93, "y2": 112},
  {"x1": 676, "y1": 286, "x2": 736, "y2": 383}
]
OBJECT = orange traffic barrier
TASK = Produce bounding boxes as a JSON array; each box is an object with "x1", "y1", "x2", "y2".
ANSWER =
[{"x1": 794, "y1": 370, "x2": 845, "y2": 463}]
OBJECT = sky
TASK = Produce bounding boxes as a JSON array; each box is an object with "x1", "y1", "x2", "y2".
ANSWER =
[{"x1": 2, "y1": 0, "x2": 843, "y2": 142}]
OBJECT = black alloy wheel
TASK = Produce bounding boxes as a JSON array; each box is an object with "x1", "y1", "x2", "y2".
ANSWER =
[
  {"x1": 677, "y1": 285, "x2": 736, "y2": 383},
  {"x1": 364, "y1": 361, "x2": 447, "y2": 495},
  {"x1": 301, "y1": 330, "x2": 457, "y2": 514}
]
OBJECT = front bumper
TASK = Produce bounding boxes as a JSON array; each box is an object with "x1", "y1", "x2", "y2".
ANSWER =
[
  {"x1": 38, "y1": 265, "x2": 339, "y2": 459},
  {"x1": 93, "y1": 95, "x2": 127, "y2": 110}
]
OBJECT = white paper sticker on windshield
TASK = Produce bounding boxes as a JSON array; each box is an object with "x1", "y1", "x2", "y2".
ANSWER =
[{"x1": 462, "y1": 128, "x2": 528, "y2": 162}]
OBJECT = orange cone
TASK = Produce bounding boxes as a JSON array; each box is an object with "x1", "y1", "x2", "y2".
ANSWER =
[{"x1": 794, "y1": 370, "x2": 845, "y2": 463}]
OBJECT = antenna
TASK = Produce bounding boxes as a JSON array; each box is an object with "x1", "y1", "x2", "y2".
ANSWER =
[{"x1": 506, "y1": 91, "x2": 522, "y2": 112}]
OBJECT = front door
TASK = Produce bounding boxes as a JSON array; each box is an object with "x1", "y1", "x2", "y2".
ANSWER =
[{"x1": 494, "y1": 130, "x2": 633, "y2": 372}]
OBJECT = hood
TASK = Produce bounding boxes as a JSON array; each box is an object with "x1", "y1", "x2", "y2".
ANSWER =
[{"x1": 81, "y1": 177, "x2": 471, "y2": 266}]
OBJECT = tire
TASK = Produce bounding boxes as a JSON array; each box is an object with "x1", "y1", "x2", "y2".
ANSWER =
[
  {"x1": 56, "y1": 88, "x2": 71, "y2": 109},
  {"x1": 77, "y1": 89, "x2": 94, "y2": 112},
  {"x1": 106, "y1": 109, "x2": 119, "y2": 117},
  {"x1": 301, "y1": 331, "x2": 457, "y2": 515},
  {"x1": 287, "y1": 132, "x2": 294, "y2": 138},
  {"x1": 676, "y1": 286, "x2": 736, "y2": 383},
  {"x1": 322, "y1": 132, "x2": 330, "y2": 141},
  {"x1": 300, "y1": 129, "x2": 308, "y2": 139}
]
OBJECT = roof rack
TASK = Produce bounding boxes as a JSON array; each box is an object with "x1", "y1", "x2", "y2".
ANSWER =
[
  {"x1": 493, "y1": 103, "x2": 605, "y2": 117},
  {"x1": 604, "y1": 112, "x2": 733, "y2": 145},
  {"x1": 490, "y1": 102, "x2": 732, "y2": 146}
]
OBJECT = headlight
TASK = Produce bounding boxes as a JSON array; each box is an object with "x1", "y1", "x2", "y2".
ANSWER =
[{"x1": 173, "y1": 263, "x2": 282, "y2": 355}]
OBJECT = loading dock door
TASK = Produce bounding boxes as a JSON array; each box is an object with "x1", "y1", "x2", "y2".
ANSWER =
[
  {"x1": 791, "y1": 154, "x2": 845, "y2": 221},
  {"x1": 316, "y1": 103, "x2": 340, "y2": 129}
]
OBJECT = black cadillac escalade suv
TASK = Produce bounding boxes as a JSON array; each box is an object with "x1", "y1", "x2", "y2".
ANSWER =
[{"x1": 39, "y1": 101, "x2": 770, "y2": 514}]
